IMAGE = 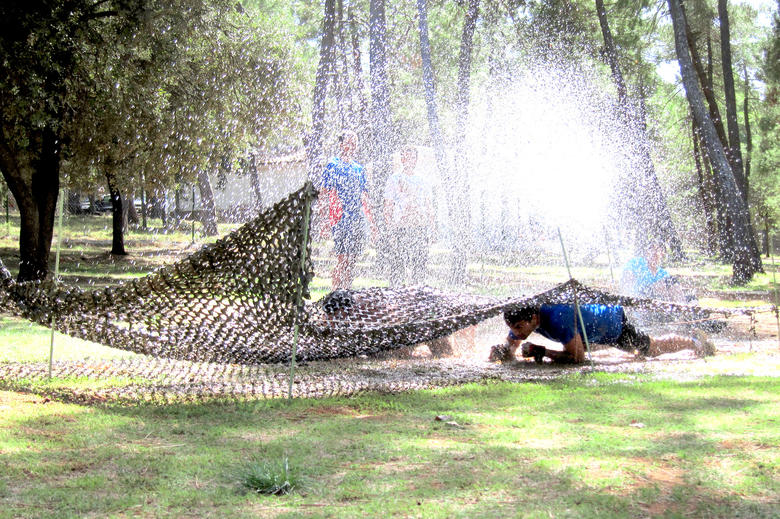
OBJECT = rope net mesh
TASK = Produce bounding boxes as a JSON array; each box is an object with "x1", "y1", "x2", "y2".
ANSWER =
[{"x1": 0, "y1": 183, "x2": 774, "y2": 405}]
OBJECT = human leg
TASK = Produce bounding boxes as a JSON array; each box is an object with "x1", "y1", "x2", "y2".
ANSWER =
[
  {"x1": 332, "y1": 218, "x2": 366, "y2": 289},
  {"x1": 333, "y1": 254, "x2": 356, "y2": 289},
  {"x1": 386, "y1": 230, "x2": 405, "y2": 287},
  {"x1": 618, "y1": 317, "x2": 713, "y2": 357},
  {"x1": 408, "y1": 227, "x2": 429, "y2": 285}
]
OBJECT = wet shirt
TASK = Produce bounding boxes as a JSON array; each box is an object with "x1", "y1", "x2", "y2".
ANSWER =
[
  {"x1": 623, "y1": 257, "x2": 669, "y2": 296},
  {"x1": 535, "y1": 304, "x2": 624, "y2": 345},
  {"x1": 383, "y1": 173, "x2": 433, "y2": 229},
  {"x1": 322, "y1": 157, "x2": 367, "y2": 223}
]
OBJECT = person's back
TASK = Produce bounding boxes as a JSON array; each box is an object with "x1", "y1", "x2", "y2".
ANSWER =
[{"x1": 536, "y1": 304, "x2": 624, "y2": 345}]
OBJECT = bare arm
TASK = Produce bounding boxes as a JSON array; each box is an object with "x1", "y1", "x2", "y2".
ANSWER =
[{"x1": 523, "y1": 334, "x2": 586, "y2": 364}]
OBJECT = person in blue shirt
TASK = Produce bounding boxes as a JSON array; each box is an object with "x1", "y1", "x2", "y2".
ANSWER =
[
  {"x1": 621, "y1": 241, "x2": 686, "y2": 301},
  {"x1": 489, "y1": 303, "x2": 711, "y2": 364},
  {"x1": 317, "y1": 130, "x2": 376, "y2": 289}
]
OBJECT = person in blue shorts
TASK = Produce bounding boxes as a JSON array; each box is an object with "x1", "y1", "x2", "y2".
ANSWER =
[
  {"x1": 489, "y1": 303, "x2": 710, "y2": 364},
  {"x1": 317, "y1": 130, "x2": 376, "y2": 289}
]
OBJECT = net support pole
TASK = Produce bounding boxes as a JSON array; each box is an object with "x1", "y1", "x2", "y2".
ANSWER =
[
  {"x1": 771, "y1": 241, "x2": 780, "y2": 350},
  {"x1": 604, "y1": 227, "x2": 615, "y2": 288},
  {"x1": 557, "y1": 227, "x2": 592, "y2": 363},
  {"x1": 190, "y1": 184, "x2": 195, "y2": 244},
  {"x1": 48, "y1": 188, "x2": 65, "y2": 379},
  {"x1": 4, "y1": 186, "x2": 9, "y2": 237},
  {"x1": 288, "y1": 188, "x2": 313, "y2": 400}
]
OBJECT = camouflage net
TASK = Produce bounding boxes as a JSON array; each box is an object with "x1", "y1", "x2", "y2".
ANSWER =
[{"x1": 0, "y1": 183, "x2": 776, "y2": 405}]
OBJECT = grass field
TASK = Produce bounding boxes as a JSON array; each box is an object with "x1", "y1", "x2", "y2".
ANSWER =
[
  {"x1": 1, "y1": 210, "x2": 779, "y2": 517},
  {"x1": 1, "y1": 375, "x2": 778, "y2": 518}
]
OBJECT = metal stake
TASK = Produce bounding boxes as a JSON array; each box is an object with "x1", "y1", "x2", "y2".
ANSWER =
[
  {"x1": 49, "y1": 188, "x2": 65, "y2": 379},
  {"x1": 604, "y1": 227, "x2": 615, "y2": 288},
  {"x1": 190, "y1": 184, "x2": 196, "y2": 244},
  {"x1": 771, "y1": 241, "x2": 780, "y2": 350},
  {"x1": 288, "y1": 186, "x2": 314, "y2": 400},
  {"x1": 557, "y1": 227, "x2": 592, "y2": 363}
]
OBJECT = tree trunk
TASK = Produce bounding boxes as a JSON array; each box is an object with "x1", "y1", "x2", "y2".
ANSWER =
[
  {"x1": 668, "y1": 0, "x2": 762, "y2": 283},
  {"x1": 692, "y1": 120, "x2": 718, "y2": 254},
  {"x1": 105, "y1": 172, "x2": 127, "y2": 256},
  {"x1": 448, "y1": 0, "x2": 480, "y2": 283},
  {"x1": 197, "y1": 168, "x2": 218, "y2": 236},
  {"x1": 126, "y1": 191, "x2": 139, "y2": 224},
  {"x1": 762, "y1": 212, "x2": 769, "y2": 257},
  {"x1": 417, "y1": 0, "x2": 454, "y2": 261},
  {"x1": 683, "y1": 14, "x2": 731, "y2": 160},
  {"x1": 595, "y1": 0, "x2": 628, "y2": 108},
  {"x1": 369, "y1": 0, "x2": 393, "y2": 275},
  {"x1": 248, "y1": 154, "x2": 263, "y2": 210},
  {"x1": 349, "y1": 6, "x2": 369, "y2": 142},
  {"x1": 742, "y1": 64, "x2": 752, "y2": 195},
  {"x1": 0, "y1": 126, "x2": 61, "y2": 281},
  {"x1": 718, "y1": 0, "x2": 746, "y2": 198},
  {"x1": 308, "y1": 0, "x2": 337, "y2": 183},
  {"x1": 595, "y1": 0, "x2": 682, "y2": 256},
  {"x1": 140, "y1": 182, "x2": 147, "y2": 230},
  {"x1": 369, "y1": 0, "x2": 392, "y2": 210},
  {"x1": 335, "y1": 0, "x2": 351, "y2": 129},
  {"x1": 417, "y1": 0, "x2": 448, "y2": 176},
  {"x1": 686, "y1": 8, "x2": 734, "y2": 258}
]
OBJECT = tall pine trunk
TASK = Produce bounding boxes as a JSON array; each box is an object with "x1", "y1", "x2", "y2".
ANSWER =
[
  {"x1": 416, "y1": 0, "x2": 448, "y2": 177},
  {"x1": 668, "y1": 0, "x2": 761, "y2": 283},
  {"x1": 742, "y1": 64, "x2": 752, "y2": 198},
  {"x1": 369, "y1": 0, "x2": 392, "y2": 211},
  {"x1": 595, "y1": 0, "x2": 682, "y2": 256},
  {"x1": 718, "y1": 0, "x2": 746, "y2": 197},
  {"x1": 308, "y1": 0, "x2": 337, "y2": 184},
  {"x1": 692, "y1": 121, "x2": 718, "y2": 254},
  {"x1": 448, "y1": 0, "x2": 480, "y2": 283}
]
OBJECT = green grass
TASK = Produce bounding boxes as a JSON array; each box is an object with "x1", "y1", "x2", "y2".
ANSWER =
[
  {"x1": 234, "y1": 456, "x2": 303, "y2": 495},
  {"x1": 0, "y1": 376, "x2": 777, "y2": 518},
  {"x1": 2, "y1": 209, "x2": 779, "y2": 516}
]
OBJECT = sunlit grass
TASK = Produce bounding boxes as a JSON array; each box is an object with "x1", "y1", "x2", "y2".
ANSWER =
[
  {"x1": 0, "y1": 376, "x2": 776, "y2": 517},
  {"x1": 0, "y1": 316, "x2": 138, "y2": 363}
]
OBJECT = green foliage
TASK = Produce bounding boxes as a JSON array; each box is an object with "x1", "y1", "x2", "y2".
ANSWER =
[{"x1": 233, "y1": 456, "x2": 302, "y2": 495}]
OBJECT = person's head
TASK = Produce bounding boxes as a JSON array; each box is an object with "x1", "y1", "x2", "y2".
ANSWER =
[
  {"x1": 643, "y1": 239, "x2": 666, "y2": 268},
  {"x1": 321, "y1": 289, "x2": 355, "y2": 315},
  {"x1": 503, "y1": 306, "x2": 541, "y2": 340},
  {"x1": 338, "y1": 130, "x2": 359, "y2": 161},
  {"x1": 400, "y1": 145, "x2": 418, "y2": 173}
]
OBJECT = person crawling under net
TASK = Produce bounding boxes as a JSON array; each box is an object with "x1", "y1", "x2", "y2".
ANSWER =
[{"x1": 489, "y1": 304, "x2": 714, "y2": 364}]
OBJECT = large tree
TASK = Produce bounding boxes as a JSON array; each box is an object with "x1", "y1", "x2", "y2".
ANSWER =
[
  {"x1": 667, "y1": 0, "x2": 762, "y2": 283},
  {"x1": 594, "y1": 0, "x2": 683, "y2": 257},
  {"x1": 0, "y1": 0, "x2": 296, "y2": 279}
]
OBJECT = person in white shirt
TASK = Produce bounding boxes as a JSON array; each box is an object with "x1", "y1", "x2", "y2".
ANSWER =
[{"x1": 382, "y1": 145, "x2": 435, "y2": 287}]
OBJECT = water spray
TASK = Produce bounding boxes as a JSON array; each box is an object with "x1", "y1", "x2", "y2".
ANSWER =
[
  {"x1": 48, "y1": 188, "x2": 65, "y2": 379},
  {"x1": 557, "y1": 227, "x2": 592, "y2": 363}
]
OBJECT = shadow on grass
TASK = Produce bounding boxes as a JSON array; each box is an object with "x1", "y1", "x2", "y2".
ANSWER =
[{"x1": 2, "y1": 375, "x2": 777, "y2": 517}]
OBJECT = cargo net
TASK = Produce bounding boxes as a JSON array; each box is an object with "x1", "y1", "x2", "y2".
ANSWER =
[{"x1": 0, "y1": 183, "x2": 776, "y2": 405}]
